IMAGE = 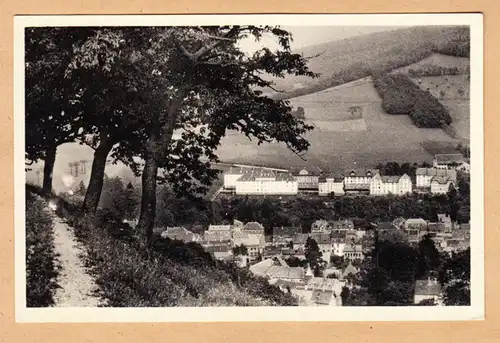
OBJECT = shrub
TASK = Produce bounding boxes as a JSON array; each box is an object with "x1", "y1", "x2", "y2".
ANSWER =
[{"x1": 25, "y1": 189, "x2": 60, "y2": 307}]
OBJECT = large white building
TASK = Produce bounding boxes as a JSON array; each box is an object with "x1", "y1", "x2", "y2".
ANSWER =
[
  {"x1": 223, "y1": 166, "x2": 252, "y2": 189},
  {"x1": 416, "y1": 168, "x2": 457, "y2": 194},
  {"x1": 290, "y1": 167, "x2": 322, "y2": 190},
  {"x1": 318, "y1": 174, "x2": 345, "y2": 196},
  {"x1": 234, "y1": 169, "x2": 298, "y2": 195},
  {"x1": 343, "y1": 169, "x2": 379, "y2": 194},
  {"x1": 369, "y1": 173, "x2": 412, "y2": 196}
]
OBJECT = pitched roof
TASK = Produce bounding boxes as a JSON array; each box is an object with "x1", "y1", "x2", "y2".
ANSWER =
[
  {"x1": 431, "y1": 176, "x2": 456, "y2": 184},
  {"x1": 342, "y1": 263, "x2": 358, "y2": 278},
  {"x1": 427, "y1": 222, "x2": 446, "y2": 232},
  {"x1": 415, "y1": 279, "x2": 441, "y2": 296},
  {"x1": 273, "y1": 226, "x2": 302, "y2": 237},
  {"x1": 416, "y1": 168, "x2": 457, "y2": 179},
  {"x1": 243, "y1": 221, "x2": 264, "y2": 231},
  {"x1": 290, "y1": 166, "x2": 322, "y2": 176},
  {"x1": 318, "y1": 174, "x2": 345, "y2": 183},
  {"x1": 225, "y1": 166, "x2": 253, "y2": 175},
  {"x1": 208, "y1": 224, "x2": 231, "y2": 231},
  {"x1": 307, "y1": 277, "x2": 338, "y2": 291},
  {"x1": 435, "y1": 153, "x2": 464, "y2": 164},
  {"x1": 344, "y1": 169, "x2": 380, "y2": 177},
  {"x1": 309, "y1": 232, "x2": 331, "y2": 244},
  {"x1": 405, "y1": 218, "x2": 428, "y2": 227},
  {"x1": 330, "y1": 220, "x2": 355, "y2": 230},
  {"x1": 311, "y1": 290, "x2": 334, "y2": 305}
]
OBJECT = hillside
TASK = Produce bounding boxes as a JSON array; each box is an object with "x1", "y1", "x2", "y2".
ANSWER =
[
  {"x1": 26, "y1": 185, "x2": 298, "y2": 307},
  {"x1": 266, "y1": 26, "x2": 469, "y2": 99}
]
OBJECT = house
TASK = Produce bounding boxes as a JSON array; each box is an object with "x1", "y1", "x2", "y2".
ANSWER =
[
  {"x1": 430, "y1": 176, "x2": 456, "y2": 194},
  {"x1": 369, "y1": 173, "x2": 412, "y2": 196},
  {"x1": 343, "y1": 244, "x2": 364, "y2": 260},
  {"x1": 290, "y1": 167, "x2": 322, "y2": 190},
  {"x1": 330, "y1": 219, "x2": 355, "y2": 231},
  {"x1": 318, "y1": 174, "x2": 345, "y2": 196},
  {"x1": 262, "y1": 246, "x2": 281, "y2": 259},
  {"x1": 232, "y1": 234, "x2": 262, "y2": 258},
  {"x1": 311, "y1": 290, "x2": 338, "y2": 306},
  {"x1": 311, "y1": 219, "x2": 332, "y2": 233},
  {"x1": 203, "y1": 242, "x2": 233, "y2": 261},
  {"x1": 331, "y1": 230, "x2": 347, "y2": 244},
  {"x1": 341, "y1": 262, "x2": 358, "y2": 280},
  {"x1": 433, "y1": 153, "x2": 465, "y2": 170},
  {"x1": 309, "y1": 232, "x2": 332, "y2": 253},
  {"x1": 273, "y1": 226, "x2": 302, "y2": 245},
  {"x1": 416, "y1": 168, "x2": 457, "y2": 193},
  {"x1": 292, "y1": 233, "x2": 309, "y2": 250},
  {"x1": 204, "y1": 224, "x2": 232, "y2": 242},
  {"x1": 242, "y1": 221, "x2": 265, "y2": 248},
  {"x1": 250, "y1": 258, "x2": 305, "y2": 283},
  {"x1": 160, "y1": 226, "x2": 202, "y2": 242},
  {"x1": 343, "y1": 169, "x2": 379, "y2": 195},
  {"x1": 235, "y1": 169, "x2": 298, "y2": 195},
  {"x1": 414, "y1": 278, "x2": 443, "y2": 305},
  {"x1": 404, "y1": 218, "x2": 428, "y2": 231}
]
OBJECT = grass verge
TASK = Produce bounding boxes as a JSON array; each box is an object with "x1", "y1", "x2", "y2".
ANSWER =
[{"x1": 25, "y1": 187, "x2": 60, "y2": 307}]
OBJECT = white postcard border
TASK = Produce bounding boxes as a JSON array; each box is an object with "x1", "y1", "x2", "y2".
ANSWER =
[{"x1": 14, "y1": 13, "x2": 484, "y2": 322}]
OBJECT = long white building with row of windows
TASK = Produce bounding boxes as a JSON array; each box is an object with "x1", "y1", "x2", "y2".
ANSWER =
[{"x1": 223, "y1": 165, "x2": 459, "y2": 196}]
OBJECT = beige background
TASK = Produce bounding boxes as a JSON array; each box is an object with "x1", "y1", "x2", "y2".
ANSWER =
[{"x1": 0, "y1": 0, "x2": 497, "y2": 341}]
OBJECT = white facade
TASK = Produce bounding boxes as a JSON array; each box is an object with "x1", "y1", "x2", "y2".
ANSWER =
[
  {"x1": 318, "y1": 177, "x2": 345, "y2": 196},
  {"x1": 332, "y1": 242, "x2": 346, "y2": 256},
  {"x1": 416, "y1": 174, "x2": 434, "y2": 188},
  {"x1": 369, "y1": 173, "x2": 412, "y2": 196},
  {"x1": 235, "y1": 170, "x2": 298, "y2": 195},
  {"x1": 430, "y1": 180, "x2": 455, "y2": 194}
]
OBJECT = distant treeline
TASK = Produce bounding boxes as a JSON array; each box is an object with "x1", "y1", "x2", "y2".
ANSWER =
[
  {"x1": 408, "y1": 64, "x2": 470, "y2": 77},
  {"x1": 373, "y1": 73, "x2": 452, "y2": 128},
  {"x1": 274, "y1": 26, "x2": 470, "y2": 100}
]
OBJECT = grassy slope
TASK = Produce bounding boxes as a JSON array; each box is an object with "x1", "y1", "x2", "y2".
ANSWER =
[
  {"x1": 218, "y1": 78, "x2": 458, "y2": 172},
  {"x1": 26, "y1": 185, "x2": 297, "y2": 307}
]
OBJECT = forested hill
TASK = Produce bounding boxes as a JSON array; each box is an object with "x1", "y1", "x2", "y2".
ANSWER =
[{"x1": 265, "y1": 26, "x2": 470, "y2": 100}]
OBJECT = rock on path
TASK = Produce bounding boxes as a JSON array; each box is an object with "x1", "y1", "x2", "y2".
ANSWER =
[{"x1": 52, "y1": 215, "x2": 104, "y2": 307}]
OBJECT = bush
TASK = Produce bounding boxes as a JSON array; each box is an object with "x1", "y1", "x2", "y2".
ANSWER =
[{"x1": 25, "y1": 189, "x2": 60, "y2": 307}]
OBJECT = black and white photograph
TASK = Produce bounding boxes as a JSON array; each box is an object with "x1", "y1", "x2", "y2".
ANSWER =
[{"x1": 15, "y1": 14, "x2": 484, "y2": 322}]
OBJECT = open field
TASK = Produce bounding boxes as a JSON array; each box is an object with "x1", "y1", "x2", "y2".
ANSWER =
[
  {"x1": 393, "y1": 52, "x2": 470, "y2": 74},
  {"x1": 411, "y1": 74, "x2": 470, "y2": 143},
  {"x1": 218, "y1": 78, "x2": 458, "y2": 172}
]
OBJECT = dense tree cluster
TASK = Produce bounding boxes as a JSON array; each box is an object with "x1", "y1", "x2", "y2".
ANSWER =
[
  {"x1": 373, "y1": 73, "x2": 452, "y2": 128},
  {"x1": 343, "y1": 234, "x2": 470, "y2": 306},
  {"x1": 408, "y1": 65, "x2": 469, "y2": 77}
]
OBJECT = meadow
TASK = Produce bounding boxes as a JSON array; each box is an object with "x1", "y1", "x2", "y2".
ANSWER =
[
  {"x1": 411, "y1": 74, "x2": 470, "y2": 143},
  {"x1": 217, "y1": 78, "x2": 459, "y2": 172}
]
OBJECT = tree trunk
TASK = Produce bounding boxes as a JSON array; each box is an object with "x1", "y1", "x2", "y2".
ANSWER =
[
  {"x1": 81, "y1": 139, "x2": 114, "y2": 214},
  {"x1": 42, "y1": 146, "x2": 57, "y2": 194},
  {"x1": 137, "y1": 139, "x2": 159, "y2": 242}
]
